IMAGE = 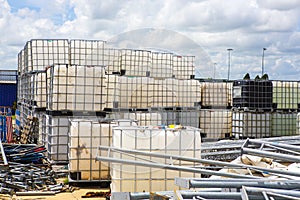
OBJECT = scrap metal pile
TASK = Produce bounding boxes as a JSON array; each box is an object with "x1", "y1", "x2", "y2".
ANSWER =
[
  {"x1": 100, "y1": 136, "x2": 300, "y2": 200},
  {"x1": 0, "y1": 142, "x2": 71, "y2": 196}
]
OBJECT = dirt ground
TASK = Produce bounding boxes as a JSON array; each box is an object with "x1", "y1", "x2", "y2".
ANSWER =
[{"x1": 0, "y1": 188, "x2": 110, "y2": 200}]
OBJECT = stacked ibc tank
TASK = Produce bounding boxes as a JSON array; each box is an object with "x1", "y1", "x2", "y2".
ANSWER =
[
  {"x1": 232, "y1": 78, "x2": 300, "y2": 138},
  {"x1": 17, "y1": 40, "x2": 109, "y2": 169},
  {"x1": 16, "y1": 39, "x2": 202, "y2": 186},
  {"x1": 272, "y1": 81, "x2": 300, "y2": 137},
  {"x1": 197, "y1": 79, "x2": 233, "y2": 140},
  {"x1": 104, "y1": 48, "x2": 202, "y2": 129}
]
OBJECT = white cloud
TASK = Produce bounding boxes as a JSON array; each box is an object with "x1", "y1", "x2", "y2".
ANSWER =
[{"x1": 0, "y1": 0, "x2": 300, "y2": 80}]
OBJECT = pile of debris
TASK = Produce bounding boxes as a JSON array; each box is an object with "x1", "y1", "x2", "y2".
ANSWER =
[{"x1": 0, "y1": 142, "x2": 73, "y2": 196}]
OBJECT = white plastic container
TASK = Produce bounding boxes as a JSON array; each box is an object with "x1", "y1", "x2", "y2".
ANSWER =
[
  {"x1": 43, "y1": 114, "x2": 70, "y2": 162},
  {"x1": 151, "y1": 52, "x2": 173, "y2": 78},
  {"x1": 177, "y1": 79, "x2": 201, "y2": 107},
  {"x1": 31, "y1": 72, "x2": 47, "y2": 108},
  {"x1": 272, "y1": 112, "x2": 297, "y2": 136},
  {"x1": 47, "y1": 64, "x2": 107, "y2": 111},
  {"x1": 70, "y1": 40, "x2": 106, "y2": 66},
  {"x1": 110, "y1": 126, "x2": 201, "y2": 192},
  {"x1": 272, "y1": 81, "x2": 300, "y2": 110},
  {"x1": 120, "y1": 49, "x2": 151, "y2": 77},
  {"x1": 201, "y1": 82, "x2": 232, "y2": 108},
  {"x1": 199, "y1": 109, "x2": 232, "y2": 139},
  {"x1": 172, "y1": 55, "x2": 195, "y2": 80},
  {"x1": 105, "y1": 74, "x2": 120, "y2": 108},
  {"x1": 104, "y1": 48, "x2": 121, "y2": 74},
  {"x1": 26, "y1": 39, "x2": 69, "y2": 72},
  {"x1": 69, "y1": 120, "x2": 115, "y2": 181},
  {"x1": 232, "y1": 111, "x2": 271, "y2": 138},
  {"x1": 297, "y1": 113, "x2": 300, "y2": 135}
]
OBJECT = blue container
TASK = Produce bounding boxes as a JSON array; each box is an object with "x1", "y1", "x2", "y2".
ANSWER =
[
  {"x1": 0, "y1": 83, "x2": 17, "y2": 107},
  {"x1": 0, "y1": 115, "x2": 6, "y2": 141}
]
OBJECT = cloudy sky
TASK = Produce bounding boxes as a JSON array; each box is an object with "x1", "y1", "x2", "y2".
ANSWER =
[{"x1": 1, "y1": 0, "x2": 300, "y2": 80}]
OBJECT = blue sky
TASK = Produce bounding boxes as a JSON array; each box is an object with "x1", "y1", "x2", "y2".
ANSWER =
[{"x1": 1, "y1": 0, "x2": 300, "y2": 80}]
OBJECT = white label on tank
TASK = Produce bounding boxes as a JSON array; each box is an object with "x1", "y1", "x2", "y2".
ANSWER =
[{"x1": 233, "y1": 86, "x2": 242, "y2": 98}]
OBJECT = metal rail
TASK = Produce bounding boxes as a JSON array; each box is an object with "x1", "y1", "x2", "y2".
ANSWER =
[{"x1": 97, "y1": 145, "x2": 300, "y2": 178}]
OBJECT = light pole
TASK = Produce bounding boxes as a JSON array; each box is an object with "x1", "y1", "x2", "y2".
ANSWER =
[
  {"x1": 213, "y1": 62, "x2": 217, "y2": 79},
  {"x1": 262, "y1": 48, "x2": 267, "y2": 76},
  {"x1": 227, "y1": 48, "x2": 233, "y2": 80}
]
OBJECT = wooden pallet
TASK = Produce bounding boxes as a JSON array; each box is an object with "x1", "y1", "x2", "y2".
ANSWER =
[{"x1": 20, "y1": 116, "x2": 39, "y2": 144}]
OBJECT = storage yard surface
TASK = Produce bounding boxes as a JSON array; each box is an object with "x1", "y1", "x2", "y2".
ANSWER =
[
  {"x1": 1, "y1": 39, "x2": 300, "y2": 199},
  {"x1": 4, "y1": 188, "x2": 109, "y2": 200}
]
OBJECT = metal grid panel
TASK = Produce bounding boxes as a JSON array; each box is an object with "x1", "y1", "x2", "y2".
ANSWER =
[
  {"x1": 106, "y1": 76, "x2": 201, "y2": 109},
  {"x1": 105, "y1": 74, "x2": 120, "y2": 109},
  {"x1": 44, "y1": 115, "x2": 69, "y2": 163},
  {"x1": 104, "y1": 48, "x2": 121, "y2": 74},
  {"x1": 31, "y1": 71, "x2": 47, "y2": 108},
  {"x1": 18, "y1": 49, "x2": 25, "y2": 75}
]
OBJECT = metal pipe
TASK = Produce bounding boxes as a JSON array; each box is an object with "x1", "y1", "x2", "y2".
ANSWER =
[
  {"x1": 0, "y1": 139, "x2": 8, "y2": 167},
  {"x1": 243, "y1": 186, "x2": 300, "y2": 197},
  {"x1": 97, "y1": 146, "x2": 300, "y2": 178},
  {"x1": 175, "y1": 177, "x2": 300, "y2": 189},
  {"x1": 187, "y1": 180, "x2": 300, "y2": 190},
  {"x1": 247, "y1": 139, "x2": 300, "y2": 152},
  {"x1": 241, "y1": 147, "x2": 300, "y2": 163},
  {"x1": 96, "y1": 155, "x2": 257, "y2": 179}
]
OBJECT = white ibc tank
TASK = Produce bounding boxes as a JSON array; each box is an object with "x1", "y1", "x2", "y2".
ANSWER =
[
  {"x1": 272, "y1": 81, "x2": 300, "y2": 110},
  {"x1": 48, "y1": 64, "x2": 106, "y2": 111},
  {"x1": 201, "y1": 82, "x2": 232, "y2": 108},
  {"x1": 110, "y1": 126, "x2": 201, "y2": 192},
  {"x1": 232, "y1": 111, "x2": 271, "y2": 138},
  {"x1": 272, "y1": 112, "x2": 297, "y2": 136},
  {"x1": 44, "y1": 115, "x2": 69, "y2": 162},
  {"x1": 199, "y1": 109, "x2": 232, "y2": 139},
  {"x1": 151, "y1": 52, "x2": 173, "y2": 78},
  {"x1": 177, "y1": 79, "x2": 201, "y2": 107},
  {"x1": 69, "y1": 120, "x2": 115, "y2": 181}
]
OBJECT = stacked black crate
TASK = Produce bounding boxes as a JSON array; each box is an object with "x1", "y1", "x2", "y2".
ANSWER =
[{"x1": 232, "y1": 79, "x2": 273, "y2": 139}]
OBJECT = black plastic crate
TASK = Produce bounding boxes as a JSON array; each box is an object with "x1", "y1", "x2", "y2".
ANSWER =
[{"x1": 233, "y1": 80, "x2": 273, "y2": 110}]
